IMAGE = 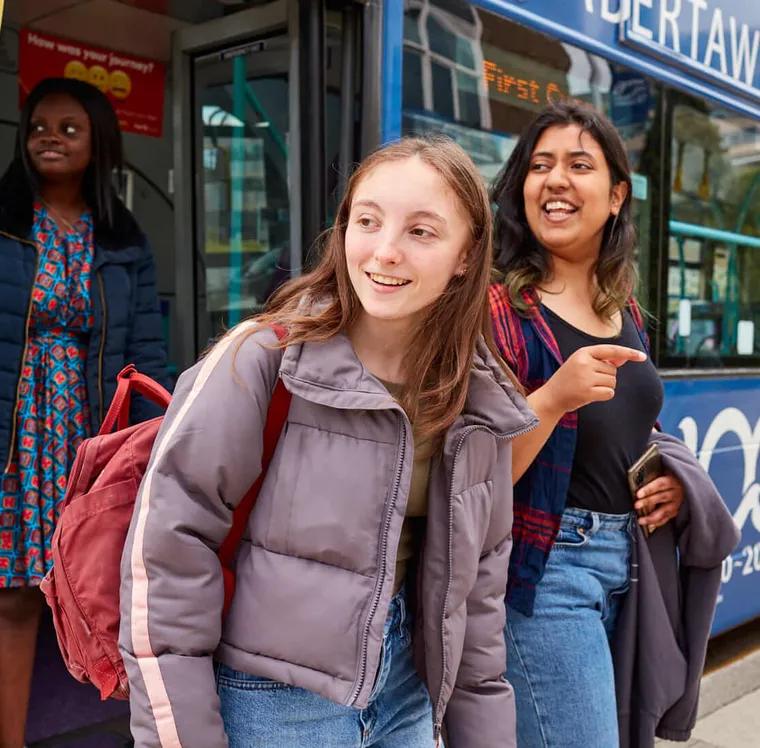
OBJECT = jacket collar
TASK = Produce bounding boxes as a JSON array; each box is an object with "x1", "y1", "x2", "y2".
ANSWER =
[{"x1": 279, "y1": 332, "x2": 535, "y2": 437}]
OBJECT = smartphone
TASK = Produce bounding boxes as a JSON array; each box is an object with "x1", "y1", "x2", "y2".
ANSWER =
[{"x1": 627, "y1": 444, "x2": 663, "y2": 538}]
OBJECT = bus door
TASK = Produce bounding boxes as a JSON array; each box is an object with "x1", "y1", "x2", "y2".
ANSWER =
[{"x1": 172, "y1": 0, "x2": 381, "y2": 368}]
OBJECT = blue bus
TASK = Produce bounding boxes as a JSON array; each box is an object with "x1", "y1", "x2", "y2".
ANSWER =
[
  {"x1": 383, "y1": 0, "x2": 760, "y2": 638},
  {"x1": 3, "y1": 0, "x2": 759, "y2": 744}
]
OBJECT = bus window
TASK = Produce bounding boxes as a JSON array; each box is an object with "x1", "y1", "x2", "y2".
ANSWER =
[
  {"x1": 665, "y1": 102, "x2": 760, "y2": 367},
  {"x1": 400, "y1": 1, "x2": 661, "y2": 313}
]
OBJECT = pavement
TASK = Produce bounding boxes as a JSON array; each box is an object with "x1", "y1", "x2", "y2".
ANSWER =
[{"x1": 657, "y1": 619, "x2": 760, "y2": 748}]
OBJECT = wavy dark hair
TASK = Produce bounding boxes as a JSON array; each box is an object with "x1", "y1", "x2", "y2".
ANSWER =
[
  {"x1": 491, "y1": 101, "x2": 636, "y2": 320},
  {"x1": 0, "y1": 77, "x2": 141, "y2": 249}
]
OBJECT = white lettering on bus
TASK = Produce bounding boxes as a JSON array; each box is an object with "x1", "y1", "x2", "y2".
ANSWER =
[
  {"x1": 602, "y1": 0, "x2": 631, "y2": 23},
  {"x1": 704, "y1": 8, "x2": 728, "y2": 74},
  {"x1": 584, "y1": 0, "x2": 758, "y2": 88},
  {"x1": 686, "y1": 0, "x2": 708, "y2": 60},
  {"x1": 679, "y1": 408, "x2": 760, "y2": 534},
  {"x1": 633, "y1": 0, "x2": 654, "y2": 41},
  {"x1": 659, "y1": 0, "x2": 682, "y2": 53},
  {"x1": 729, "y1": 16, "x2": 760, "y2": 85}
]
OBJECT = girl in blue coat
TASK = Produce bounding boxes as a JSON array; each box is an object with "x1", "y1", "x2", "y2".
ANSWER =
[{"x1": 0, "y1": 77, "x2": 169, "y2": 746}]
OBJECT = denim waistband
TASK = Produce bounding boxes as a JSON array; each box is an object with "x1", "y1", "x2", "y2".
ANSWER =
[
  {"x1": 386, "y1": 585, "x2": 409, "y2": 633},
  {"x1": 561, "y1": 507, "x2": 634, "y2": 533}
]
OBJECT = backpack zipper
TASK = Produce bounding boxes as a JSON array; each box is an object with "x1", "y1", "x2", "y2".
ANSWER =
[
  {"x1": 4, "y1": 244, "x2": 40, "y2": 473},
  {"x1": 432, "y1": 418, "x2": 538, "y2": 743},
  {"x1": 348, "y1": 414, "x2": 408, "y2": 705}
]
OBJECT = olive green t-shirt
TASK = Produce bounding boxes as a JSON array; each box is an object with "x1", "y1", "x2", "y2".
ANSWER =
[{"x1": 382, "y1": 381, "x2": 432, "y2": 592}]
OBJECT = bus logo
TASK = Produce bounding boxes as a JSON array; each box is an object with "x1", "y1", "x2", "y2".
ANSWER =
[{"x1": 678, "y1": 408, "x2": 760, "y2": 534}]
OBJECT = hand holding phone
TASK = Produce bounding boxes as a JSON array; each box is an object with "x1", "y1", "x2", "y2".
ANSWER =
[{"x1": 627, "y1": 445, "x2": 663, "y2": 538}]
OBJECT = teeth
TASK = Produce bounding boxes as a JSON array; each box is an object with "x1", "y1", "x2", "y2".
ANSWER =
[
  {"x1": 545, "y1": 201, "x2": 576, "y2": 212},
  {"x1": 369, "y1": 273, "x2": 409, "y2": 286}
]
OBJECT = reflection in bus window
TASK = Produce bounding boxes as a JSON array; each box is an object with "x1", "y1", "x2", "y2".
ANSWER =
[
  {"x1": 401, "y1": 0, "x2": 660, "y2": 312},
  {"x1": 667, "y1": 104, "x2": 760, "y2": 365},
  {"x1": 194, "y1": 9, "x2": 352, "y2": 347}
]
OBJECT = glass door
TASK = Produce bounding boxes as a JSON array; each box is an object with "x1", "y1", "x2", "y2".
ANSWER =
[
  {"x1": 173, "y1": 1, "x2": 371, "y2": 367},
  {"x1": 172, "y1": 1, "x2": 295, "y2": 365},
  {"x1": 193, "y1": 34, "x2": 292, "y2": 345}
]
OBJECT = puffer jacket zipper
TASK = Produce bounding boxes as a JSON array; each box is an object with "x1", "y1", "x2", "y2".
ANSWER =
[
  {"x1": 432, "y1": 419, "x2": 538, "y2": 744},
  {"x1": 348, "y1": 413, "x2": 408, "y2": 705},
  {"x1": 3, "y1": 238, "x2": 40, "y2": 473},
  {"x1": 95, "y1": 271, "x2": 107, "y2": 426}
]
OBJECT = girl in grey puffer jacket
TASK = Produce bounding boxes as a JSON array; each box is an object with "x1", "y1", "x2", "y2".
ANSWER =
[{"x1": 119, "y1": 137, "x2": 535, "y2": 748}]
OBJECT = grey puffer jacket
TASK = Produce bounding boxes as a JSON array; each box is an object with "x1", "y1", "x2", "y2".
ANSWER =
[{"x1": 119, "y1": 322, "x2": 536, "y2": 748}]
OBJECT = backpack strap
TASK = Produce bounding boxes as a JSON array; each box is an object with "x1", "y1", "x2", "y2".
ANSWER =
[
  {"x1": 218, "y1": 324, "x2": 291, "y2": 616},
  {"x1": 101, "y1": 365, "x2": 172, "y2": 434}
]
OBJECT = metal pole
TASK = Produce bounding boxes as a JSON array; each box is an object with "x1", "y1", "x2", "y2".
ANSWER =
[
  {"x1": 299, "y1": 0, "x2": 326, "y2": 266},
  {"x1": 337, "y1": 5, "x2": 357, "y2": 199},
  {"x1": 229, "y1": 54, "x2": 247, "y2": 326}
]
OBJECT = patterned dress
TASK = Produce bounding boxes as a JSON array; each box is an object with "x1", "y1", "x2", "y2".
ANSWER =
[{"x1": 0, "y1": 204, "x2": 95, "y2": 587}]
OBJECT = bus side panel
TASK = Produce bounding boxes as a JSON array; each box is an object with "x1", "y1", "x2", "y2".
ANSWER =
[{"x1": 661, "y1": 378, "x2": 760, "y2": 634}]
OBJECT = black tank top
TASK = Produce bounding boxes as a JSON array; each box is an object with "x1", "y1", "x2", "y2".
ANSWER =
[{"x1": 544, "y1": 306, "x2": 664, "y2": 515}]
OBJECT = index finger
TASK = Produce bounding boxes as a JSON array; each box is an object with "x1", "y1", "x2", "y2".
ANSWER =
[{"x1": 586, "y1": 345, "x2": 647, "y2": 366}]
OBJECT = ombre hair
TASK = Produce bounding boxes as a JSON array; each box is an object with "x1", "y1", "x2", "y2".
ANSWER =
[{"x1": 491, "y1": 101, "x2": 637, "y2": 320}]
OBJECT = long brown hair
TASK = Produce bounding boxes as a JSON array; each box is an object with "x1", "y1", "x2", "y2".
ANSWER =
[
  {"x1": 246, "y1": 136, "x2": 515, "y2": 442},
  {"x1": 491, "y1": 101, "x2": 637, "y2": 320}
]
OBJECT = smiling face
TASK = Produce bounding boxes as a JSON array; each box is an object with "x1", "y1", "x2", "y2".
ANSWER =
[
  {"x1": 27, "y1": 93, "x2": 92, "y2": 182},
  {"x1": 345, "y1": 156, "x2": 470, "y2": 330},
  {"x1": 523, "y1": 123, "x2": 628, "y2": 265}
]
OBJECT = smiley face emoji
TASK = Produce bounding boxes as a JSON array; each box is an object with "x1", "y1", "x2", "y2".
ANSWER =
[
  {"x1": 109, "y1": 70, "x2": 132, "y2": 100},
  {"x1": 88, "y1": 65, "x2": 110, "y2": 93},
  {"x1": 63, "y1": 60, "x2": 88, "y2": 82}
]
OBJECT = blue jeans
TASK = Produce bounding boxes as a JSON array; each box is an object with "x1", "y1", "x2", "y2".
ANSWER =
[
  {"x1": 506, "y1": 508, "x2": 633, "y2": 748},
  {"x1": 215, "y1": 587, "x2": 434, "y2": 747}
]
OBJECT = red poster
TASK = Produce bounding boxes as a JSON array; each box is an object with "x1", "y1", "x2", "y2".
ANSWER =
[{"x1": 19, "y1": 29, "x2": 165, "y2": 138}]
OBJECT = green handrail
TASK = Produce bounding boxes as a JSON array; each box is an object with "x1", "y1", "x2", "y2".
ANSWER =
[
  {"x1": 668, "y1": 220, "x2": 760, "y2": 355},
  {"x1": 668, "y1": 220, "x2": 760, "y2": 249},
  {"x1": 245, "y1": 85, "x2": 288, "y2": 159}
]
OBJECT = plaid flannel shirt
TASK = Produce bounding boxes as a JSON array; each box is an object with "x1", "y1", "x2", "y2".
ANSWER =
[{"x1": 489, "y1": 283, "x2": 650, "y2": 616}]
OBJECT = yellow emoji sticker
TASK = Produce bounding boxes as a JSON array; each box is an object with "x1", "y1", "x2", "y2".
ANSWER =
[
  {"x1": 88, "y1": 65, "x2": 110, "y2": 93},
  {"x1": 109, "y1": 70, "x2": 132, "y2": 100},
  {"x1": 64, "y1": 60, "x2": 88, "y2": 82}
]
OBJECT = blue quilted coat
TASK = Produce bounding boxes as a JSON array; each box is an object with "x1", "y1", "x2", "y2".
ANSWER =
[{"x1": 0, "y1": 219, "x2": 170, "y2": 469}]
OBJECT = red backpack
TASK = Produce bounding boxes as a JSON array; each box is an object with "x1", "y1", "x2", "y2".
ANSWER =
[{"x1": 40, "y1": 326, "x2": 291, "y2": 700}]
